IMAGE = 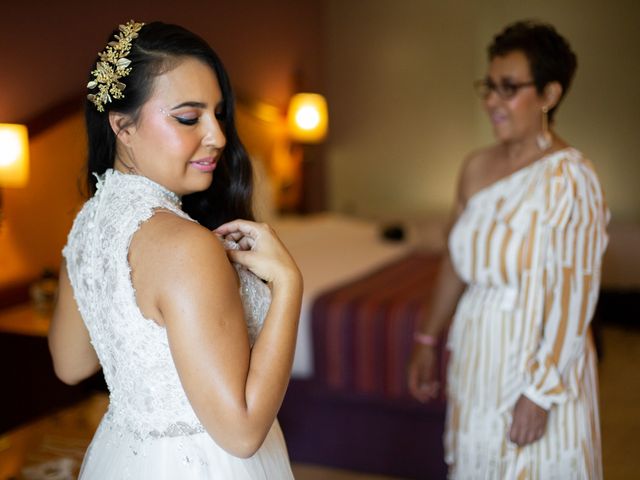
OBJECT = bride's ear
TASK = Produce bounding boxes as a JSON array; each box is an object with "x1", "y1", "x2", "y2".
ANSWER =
[{"x1": 108, "y1": 111, "x2": 136, "y2": 147}]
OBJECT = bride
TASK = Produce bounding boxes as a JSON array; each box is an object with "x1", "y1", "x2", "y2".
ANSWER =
[{"x1": 48, "y1": 20, "x2": 302, "y2": 479}]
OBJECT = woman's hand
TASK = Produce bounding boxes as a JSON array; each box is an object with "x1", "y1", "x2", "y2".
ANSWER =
[
  {"x1": 215, "y1": 220, "x2": 301, "y2": 289},
  {"x1": 508, "y1": 394, "x2": 549, "y2": 446},
  {"x1": 408, "y1": 344, "x2": 440, "y2": 403}
]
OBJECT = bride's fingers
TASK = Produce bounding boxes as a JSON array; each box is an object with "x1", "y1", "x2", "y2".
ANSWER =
[
  {"x1": 223, "y1": 232, "x2": 244, "y2": 243},
  {"x1": 237, "y1": 237, "x2": 255, "y2": 250},
  {"x1": 226, "y1": 248, "x2": 253, "y2": 266},
  {"x1": 222, "y1": 234, "x2": 256, "y2": 251},
  {"x1": 215, "y1": 219, "x2": 261, "y2": 238}
]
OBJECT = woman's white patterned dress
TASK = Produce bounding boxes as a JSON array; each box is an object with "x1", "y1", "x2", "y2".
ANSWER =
[{"x1": 446, "y1": 148, "x2": 607, "y2": 479}]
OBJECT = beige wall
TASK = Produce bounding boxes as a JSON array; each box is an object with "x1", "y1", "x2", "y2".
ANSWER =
[{"x1": 325, "y1": 0, "x2": 640, "y2": 223}]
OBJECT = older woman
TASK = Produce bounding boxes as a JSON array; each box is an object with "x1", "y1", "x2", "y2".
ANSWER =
[{"x1": 409, "y1": 21, "x2": 607, "y2": 479}]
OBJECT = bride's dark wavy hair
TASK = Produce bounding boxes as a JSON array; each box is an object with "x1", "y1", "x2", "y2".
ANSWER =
[{"x1": 85, "y1": 21, "x2": 253, "y2": 228}]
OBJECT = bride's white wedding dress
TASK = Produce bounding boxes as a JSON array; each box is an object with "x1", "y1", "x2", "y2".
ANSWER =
[{"x1": 63, "y1": 169, "x2": 293, "y2": 479}]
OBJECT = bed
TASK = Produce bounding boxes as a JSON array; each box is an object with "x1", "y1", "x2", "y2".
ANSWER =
[
  {"x1": 235, "y1": 101, "x2": 451, "y2": 477},
  {"x1": 272, "y1": 213, "x2": 411, "y2": 378},
  {"x1": 272, "y1": 213, "x2": 449, "y2": 479}
]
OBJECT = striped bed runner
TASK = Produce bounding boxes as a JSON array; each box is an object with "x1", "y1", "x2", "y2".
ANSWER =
[{"x1": 311, "y1": 251, "x2": 447, "y2": 400}]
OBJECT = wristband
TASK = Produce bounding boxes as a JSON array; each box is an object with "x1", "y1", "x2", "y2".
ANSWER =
[{"x1": 413, "y1": 332, "x2": 438, "y2": 347}]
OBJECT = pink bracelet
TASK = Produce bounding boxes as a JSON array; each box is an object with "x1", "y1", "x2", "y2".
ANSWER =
[{"x1": 413, "y1": 332, "x2": 438, "y2": 347}]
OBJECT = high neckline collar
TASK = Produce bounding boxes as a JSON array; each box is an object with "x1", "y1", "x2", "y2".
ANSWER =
[{"x1": 97, "y1": 169, "x2": 182, "y2": 209}]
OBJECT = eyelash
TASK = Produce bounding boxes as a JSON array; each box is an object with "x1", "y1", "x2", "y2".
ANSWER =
[
  {"x1": 173, "y1": 112, "x2": 225, "y2": 126},
  {"x1": 175, "y1": 116, "x2": 198, "y2": 126}
]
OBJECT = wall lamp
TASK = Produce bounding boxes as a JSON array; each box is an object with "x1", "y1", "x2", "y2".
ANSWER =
[
  {"x1": 287, "y1": 93, "x2": 328, "y2": 144},
  {"x1": 0, "y1": 123, "x2": 30, "y2": 228}
]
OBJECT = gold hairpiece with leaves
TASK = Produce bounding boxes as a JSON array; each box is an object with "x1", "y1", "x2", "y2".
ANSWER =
[{"x1": 87, "y1": 20, "x2": 145, "y2": 112}]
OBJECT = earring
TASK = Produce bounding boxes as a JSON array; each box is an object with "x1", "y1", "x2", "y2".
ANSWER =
[{"x1": 536, "y1": 106, "x2": 552, "y2": 152}]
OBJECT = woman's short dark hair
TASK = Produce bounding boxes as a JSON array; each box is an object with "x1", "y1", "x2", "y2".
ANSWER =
[
  {"x1": 488, "y1": 20, "x2": 577, "y2": 122},
  {"x1": 85, "y1": 21, "x2": 253, "y2": 228}
]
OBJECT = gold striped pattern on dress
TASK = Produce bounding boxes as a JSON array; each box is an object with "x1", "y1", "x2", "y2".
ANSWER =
[{"x1": 444, "y1": 148, "x2": 607, "y2": 479}]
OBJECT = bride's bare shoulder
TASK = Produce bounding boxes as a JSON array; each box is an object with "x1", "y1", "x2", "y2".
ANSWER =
[{"x1": 131, "y1": 212, "x2": 228, "y2": 270}]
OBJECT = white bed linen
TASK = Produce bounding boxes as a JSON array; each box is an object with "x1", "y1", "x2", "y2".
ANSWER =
[{"x1": 271, "y1": 213, "x2": 411, "y2": 378}]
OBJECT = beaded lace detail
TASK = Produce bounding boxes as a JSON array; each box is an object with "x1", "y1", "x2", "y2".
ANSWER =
[{"x1": 63, "y1": 169, "x2": 270, "y2": 438}]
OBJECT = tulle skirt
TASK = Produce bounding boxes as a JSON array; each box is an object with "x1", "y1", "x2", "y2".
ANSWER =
[{"x1": 79, "y1": 415, "x2": 294, "y2": 479}]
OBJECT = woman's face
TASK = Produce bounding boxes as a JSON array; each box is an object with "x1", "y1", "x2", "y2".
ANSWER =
[
  {"x1": 115, "y1": 57, "x2": 226, "y2": 196},
  {"x1": 483, "y1": 50, "x2": 546, "y2": 144}
]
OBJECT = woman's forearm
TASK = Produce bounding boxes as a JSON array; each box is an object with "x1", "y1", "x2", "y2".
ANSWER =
[{"x1": 417, "y1": 252, "x2": 465, "y2": 337}]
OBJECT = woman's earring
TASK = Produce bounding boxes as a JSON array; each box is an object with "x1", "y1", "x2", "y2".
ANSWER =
[{"x1": 536, "y1": 106, "x2": 552, "y2": 151}]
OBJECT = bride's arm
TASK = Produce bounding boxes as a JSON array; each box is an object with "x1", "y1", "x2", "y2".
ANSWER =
[
  {"x1": 140, "y1": 215, "x2": 302, "y2": 458},
  {"x1": 48, "y1": 261, "x2": 101, "y2": 385}
]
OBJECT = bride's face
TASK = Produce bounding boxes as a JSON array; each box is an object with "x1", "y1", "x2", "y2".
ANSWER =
[{"x1": 113, "y1": 56, "x2": 227, "y2": 196}]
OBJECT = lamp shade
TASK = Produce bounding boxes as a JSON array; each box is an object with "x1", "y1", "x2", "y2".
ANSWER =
[
  {"x1": 0, "y1": 123, "x2": 29, "y2": 187},
  {"x1": 287, "y1": 93, "x2": 328, "y2": 143}
]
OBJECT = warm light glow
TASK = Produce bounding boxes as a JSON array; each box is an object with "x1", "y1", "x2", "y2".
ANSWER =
[
  {"x1": 295, "y1": 106, "x2": 321, "y2": 130},
  {"x1": 0, "y1": 124, "x2": 29, "y2": 187},
  {"x1": 287, "y1": 93, "x2": 328, "y2": 143}
]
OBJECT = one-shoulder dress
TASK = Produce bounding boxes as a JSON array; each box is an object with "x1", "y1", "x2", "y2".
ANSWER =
[{"x1": 446, "y1": 148, "x2": 608, "y2": 479}]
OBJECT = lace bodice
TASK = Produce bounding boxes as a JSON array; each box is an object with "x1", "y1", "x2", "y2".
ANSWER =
[{"x1": 63, "y1": 169, "x2": 271, "y2": 437}]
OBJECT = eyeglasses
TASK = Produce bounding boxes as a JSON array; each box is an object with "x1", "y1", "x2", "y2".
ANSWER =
[{"x1": 474, "y1": 79, "x2": 536, "y2": 100}]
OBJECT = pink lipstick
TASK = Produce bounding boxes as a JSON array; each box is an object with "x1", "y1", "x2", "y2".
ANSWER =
[{"x1": 190, "y1": 157, "x2": 217, "y2": 172}]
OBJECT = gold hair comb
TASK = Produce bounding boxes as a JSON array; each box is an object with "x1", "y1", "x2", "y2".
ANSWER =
[{"x1": 87, "y1": 20, "x2": 145, "y2": 112}]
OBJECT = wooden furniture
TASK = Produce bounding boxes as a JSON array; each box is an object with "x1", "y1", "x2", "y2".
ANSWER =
[
  {"x1": 0, "y1": 303, "x2": 51, "y2": 337},
  {"x1": 0, "y1": 304, "x2": 106, "y2": 435}
]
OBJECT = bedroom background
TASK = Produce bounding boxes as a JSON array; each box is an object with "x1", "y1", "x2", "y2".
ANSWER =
[
  {"x1": 1, "y1": 0, "x2": 638, "y2": 290},
  {"x1": 0, "y1": 1, "x2": 638, "y2": 479}
]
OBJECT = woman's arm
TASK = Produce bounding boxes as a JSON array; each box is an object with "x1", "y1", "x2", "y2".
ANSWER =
[
  {"x1": 522, "y1": 158, "x2": 608, "y2": 409},
  {"x1": 414, "y1": 252, "x2": 466, "y2": 340},
  {"x1": 407, "y1": 152, "x2": 488, "y2": 402},
  {"x1": 510, "y1": 158, "x2": 608, "y2": 446},
  {"x1": 407, "y1": 251, "x2": 465, "y2": 402},
  {"x1": 48, "y1": 261, "x2": 101, "y2": 385},
  {"x1": 135, "y1": 215, "x2": 302, "y2": 458}
]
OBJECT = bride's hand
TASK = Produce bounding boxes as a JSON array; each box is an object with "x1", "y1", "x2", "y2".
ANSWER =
[{"x1": 215, "y1": 220, "x2": 301, "y2": 289}]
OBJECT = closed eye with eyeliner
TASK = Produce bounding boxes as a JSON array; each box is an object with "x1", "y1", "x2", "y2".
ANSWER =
[{"x1": 167, "y1": 101, "x2": 226, "y2": 127}]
